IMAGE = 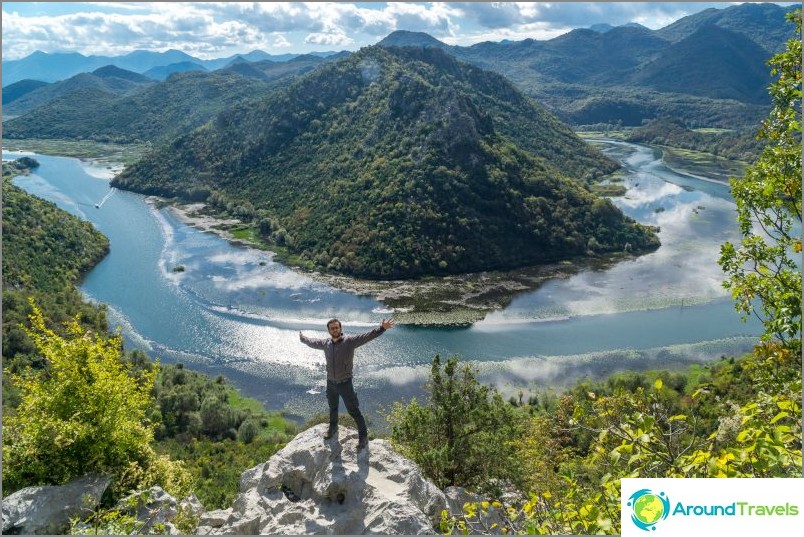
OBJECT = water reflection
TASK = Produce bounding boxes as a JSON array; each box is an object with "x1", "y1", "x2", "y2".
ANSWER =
[{"x1": 483, "y1": 141, "x2": 743, "y2": 322}]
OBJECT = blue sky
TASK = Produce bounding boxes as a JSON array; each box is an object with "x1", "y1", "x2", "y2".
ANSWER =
[{"x1": 1, "y1": 2, "x2": 796, "y2": 60}]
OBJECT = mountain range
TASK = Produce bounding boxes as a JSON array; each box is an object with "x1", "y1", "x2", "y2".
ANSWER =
[
  {"x1": 2, "y1": 2, "x2": 795, "y2": 130},
  {"x1": 1, "y1": 49, "x2": 342, "y2": 87},
  {"x1": 2, "y1": 56, "x2": 332, "y2": 144}
]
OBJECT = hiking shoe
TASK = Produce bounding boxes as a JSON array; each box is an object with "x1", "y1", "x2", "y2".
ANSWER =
[
  {"x1": 357, "y1": 436, "x2": 368, "y2": 450},
  {"x1": 323, "y1": 426, "x2": 338, "y2": 440}
]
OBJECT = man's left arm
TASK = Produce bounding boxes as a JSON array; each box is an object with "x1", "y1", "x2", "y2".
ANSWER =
[{"x1": 349, "y1": 318, "x2": 395, "y2": 348}]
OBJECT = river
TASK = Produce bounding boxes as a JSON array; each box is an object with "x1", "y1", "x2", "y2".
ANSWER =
[{"x1": 5, "y1": 141, "x2": 762, "y2": 425}]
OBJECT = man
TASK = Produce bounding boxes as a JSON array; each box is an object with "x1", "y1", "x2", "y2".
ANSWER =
[{"x1": 299, "y1": 318, "x2": 394, "y2": 450}]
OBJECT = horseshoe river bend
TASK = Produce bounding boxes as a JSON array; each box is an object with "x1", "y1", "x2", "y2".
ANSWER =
[{"x1": 5, "y1": 140, "x2": 762, "y2": 425}]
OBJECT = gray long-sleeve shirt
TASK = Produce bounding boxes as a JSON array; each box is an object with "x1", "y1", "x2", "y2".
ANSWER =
[{"x1": 300, "y1": 325, "x2": 386, "y2": 382}]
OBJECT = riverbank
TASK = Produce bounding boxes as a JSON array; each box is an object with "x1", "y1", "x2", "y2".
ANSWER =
[{"x1": 158, "y1": 197, "x2": 647, "y2": 326}]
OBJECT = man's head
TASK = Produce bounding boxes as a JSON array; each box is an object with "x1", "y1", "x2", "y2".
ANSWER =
[{"x1": 327, "y1": 318, "x2": 342, "y2": 340}]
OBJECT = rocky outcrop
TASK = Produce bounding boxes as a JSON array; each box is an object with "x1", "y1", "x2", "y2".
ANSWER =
[
  {"x1": 196, "y1": 424, "x2": 447, "y2": 535},
  {"x1": 1, "y1": 473, "x2": 111, "y2": 535}
]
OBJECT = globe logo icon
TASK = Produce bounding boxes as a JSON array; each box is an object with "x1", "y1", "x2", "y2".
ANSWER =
[{"x1": 627, "y1": 489, "x2": 670, "y2": 531}]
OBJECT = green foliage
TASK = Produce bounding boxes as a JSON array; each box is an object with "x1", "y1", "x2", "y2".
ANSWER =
[
  {"x1": 388, "y1": 355, "x2": 523, "y2": 497},
  {"x1": 719, "y1": 8, "x2": 802, "y2": 354},
  {"x1": 1, "y1": 303, "x2": 190, "y2": 498},
  {"x1": 114, "y1": 46, "x2": 658, "y2": 279},
  {"x1": 674, "y1": 344, "x2": 802, "y2": 478},
  {"x1": 445, "y1": 346, "x2": 801, "y2": 535},
  {"x1": 152, "y1": 363, "x2": 295, "y2": 443}
]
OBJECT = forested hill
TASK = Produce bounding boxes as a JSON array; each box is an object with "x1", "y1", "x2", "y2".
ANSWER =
[
  {"x1": 114, "y1": 46, "x2": 659, "y2": 279},
  {"x1": 2, "y1": 159, "x2": 110, "y2": 375}
]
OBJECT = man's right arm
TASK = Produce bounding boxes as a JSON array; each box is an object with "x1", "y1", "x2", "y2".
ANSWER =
[{"x1": 299, "y1": 332, "x2": 327, "y2": 349}]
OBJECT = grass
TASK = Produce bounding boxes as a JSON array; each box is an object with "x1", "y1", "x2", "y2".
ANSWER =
[
  {"x1": 230, "y1": 226, "x2": 258, "y2": 241},
  {"x1": 2, "y1": 138, "x2": 151, "y2": 166},
  {"x1": 691, "y1": 128, "x2": 735, "y2": 135},
  {"x1": 576, "y1": 130, "x2": 631, "y2": 140},
  {"x1": 225, "y1": 385, "x2": 297, "y2": 439}
]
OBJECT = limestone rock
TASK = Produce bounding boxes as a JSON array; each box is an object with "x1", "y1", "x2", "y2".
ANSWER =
[
  {"x1": 1, "y1": 473, "x2": 111, "y2": 535},
  {"x1": 179, "y1": 494, "x2": 205, "y2": 517},
  {"x1": 196, "y1": 424, "x2": 447, "y2": 535}
]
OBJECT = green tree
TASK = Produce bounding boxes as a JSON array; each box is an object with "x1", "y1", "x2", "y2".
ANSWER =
[
  {"x1": 2, "y1": 302, "x2": 189, "y2": 496},
  {"x1": 719, "y1": 8, "x2": 802, "y2": 353},
  {"x1": 387, "y1": 355, "x2": 522, "y2": 496}
]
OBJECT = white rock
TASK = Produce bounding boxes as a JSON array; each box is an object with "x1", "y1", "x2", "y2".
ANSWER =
[
  {"x1": 196, "y1": 425, "x2": 447, "y2": 535},
  {"x1": 1, "y1": 473, "x2": 111, "y2": 535}
]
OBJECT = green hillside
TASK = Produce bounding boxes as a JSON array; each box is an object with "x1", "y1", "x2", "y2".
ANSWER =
[
  {"x1": 114, "y1": 46, "x2": 659, "y2": 279},
  {"x1": 3, "y1": 67, "x2": 154, "y2": 116},
  {"x1": 2, "y1": 158, "x2": 110, "y2": 385},
  {"x1": 631, "y1": 25, "x2": 771, "y2": 103},
  {"x1": 2, "y1": 70, "x2": 278, "y2": 144}
]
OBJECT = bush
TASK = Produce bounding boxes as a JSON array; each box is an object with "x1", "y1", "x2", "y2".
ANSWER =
[
  {"x1": 387, "y1": 355, "x2": 523, "y2": 497},
  {"x1": 2, "y1": 302, "x2": 190, "y2": 497},
  {"x1": 237, "y1": 419, "x2": 259, "y2": 444}
]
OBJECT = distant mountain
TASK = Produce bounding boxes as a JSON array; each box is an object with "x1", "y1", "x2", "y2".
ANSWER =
[
  {"x1": 589, "y1": 22, "x2": 648, "y2": 33},
  {"x1": 2, "y1": 51, "x2": 109, "y2": 86},
  {"x1": 92, "y1": 65, "x2": 152, "y2": 83},
  {"x1": 655, "y1": 2, "x2": 798, "y2": 54},
  {"x1": 456, "y1": 24, "x2": 668, "y2": 86},
  {"x1": 1, "y1": 49, "x2": 199, "y2": 86},
  {"x1": 113, "y1": 46, "x2": 658, "y2": 279},
  {"x1": 630, "y1": 24, "x2": 772, "y2": 104},
  {"x1": 1, "y1": 48, "x2": 345, "y2": 87},
  {"x1": 201, "y1": 50, "x2": 342, "y2": 70},
  {"x1": 3, "y1": 67, "x2": 154, "y2": 116},
  {"x1": 221, "y1": 55, "x2": 328, "y2": 82},
  {"x1": 2, "y1": 62, "x2": 320, "y2": 143},
  {"x1": 112, "y1": 49, "x2": 198, "y2": 73},
  {"x1": 378, "y1": 30, "x2": 451, "y2": 49},
  {"x1": 217, "y1": 60, "x2": 272, "y2": 80},
  {"x1": 371, "y1": 3, "x2": 795, "y2": 128},
  {"x1": 1, "y1": 79, "x2": 49, "y2": 105},
  {"x1": 143, "y1": 61, "x2": 207, "y2": 80}
]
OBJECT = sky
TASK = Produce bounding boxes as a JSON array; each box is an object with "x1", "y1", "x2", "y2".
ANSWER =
[{"x1": 1, "y1": 2, "x2": 796, "y2": 61}]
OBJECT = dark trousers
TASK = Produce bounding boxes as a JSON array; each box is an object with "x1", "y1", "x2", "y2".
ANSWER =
[{"x1": 326, "y1": 378, "x2": 367, "y2": 438}]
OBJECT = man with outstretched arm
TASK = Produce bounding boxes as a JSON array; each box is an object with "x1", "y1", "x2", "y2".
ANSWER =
[{"x1": 299, "y1": 317, "x2": 395, "y2": 450}]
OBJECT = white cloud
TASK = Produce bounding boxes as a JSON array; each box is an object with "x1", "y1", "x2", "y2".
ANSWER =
[
  {"x1": 1, "y1": 2, "x2": 791, "y2": 60},
  {"x1": 272, "y1": 34, "x2": 292, "y2": 48},
  {"x1": 450, "y1": 2, "x2": 747, "y2": 30},
  {"x1": 304, "y1": 32, "x2": 353, "y2": 47}
]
